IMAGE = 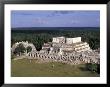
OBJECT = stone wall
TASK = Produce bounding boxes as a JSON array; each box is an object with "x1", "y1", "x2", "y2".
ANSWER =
[
  {"x1": 11, "y1": 41, "x2": 37, "y2": 54},
  {"x1": 66, "y1": 37, "x2": 81, "y2": 44},
  {"x1": 52, "y1": 37, "x2": 65, "y2": 43},
  {"x1": 27, "y1": 50, "x2": 100, "y2": 65}
]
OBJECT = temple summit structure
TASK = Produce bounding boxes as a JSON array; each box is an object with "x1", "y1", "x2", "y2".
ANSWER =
[{"x1": 40, "y1": 36, "x2": 91, "y2": 55}]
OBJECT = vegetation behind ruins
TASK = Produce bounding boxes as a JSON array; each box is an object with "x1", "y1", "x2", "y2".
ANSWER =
[{"x1": 11, "y1": 27, "x2": 100, "y2": 51}]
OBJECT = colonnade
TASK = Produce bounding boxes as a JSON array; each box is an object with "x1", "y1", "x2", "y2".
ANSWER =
[{"x1": 27, "y1": 51, "x2": 100, "y2": 64}]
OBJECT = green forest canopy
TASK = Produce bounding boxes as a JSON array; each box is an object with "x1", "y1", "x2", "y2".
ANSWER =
[{"x1": 11, "y1": 29, "x2": 100, "y2": 51}]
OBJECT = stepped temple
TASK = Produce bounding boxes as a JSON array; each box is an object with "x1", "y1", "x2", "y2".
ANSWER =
[{"x1": 11, "y1": 36, "x2": 100, "y2": 65}]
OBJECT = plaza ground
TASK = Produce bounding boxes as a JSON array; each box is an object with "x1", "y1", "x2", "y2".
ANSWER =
[{"x1": 11, "y1": 58, "x2": 100, "y2": 77}]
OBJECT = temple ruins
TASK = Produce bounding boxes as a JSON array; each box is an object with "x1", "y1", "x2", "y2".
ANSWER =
[{"x1": 11, "y1": 36, "x2": 100, "y2": 65}]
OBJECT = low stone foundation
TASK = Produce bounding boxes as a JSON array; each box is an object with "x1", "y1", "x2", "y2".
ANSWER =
[{"x1": 26, "y1": 51, "x2": 100, "y2": 65}]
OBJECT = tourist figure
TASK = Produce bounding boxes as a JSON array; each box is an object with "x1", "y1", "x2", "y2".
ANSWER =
[{"x1": 52, "y1": 64, "x2": 55, "y2": 68}]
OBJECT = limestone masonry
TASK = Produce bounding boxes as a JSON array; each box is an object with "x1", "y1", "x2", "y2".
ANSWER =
[{"x1": 12, "y1": 36, "x2": 100, "y2": 65}]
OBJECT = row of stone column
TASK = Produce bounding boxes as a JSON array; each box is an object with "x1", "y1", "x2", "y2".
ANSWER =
[{"x1": 27, "y1": 51, "x2": 100, "y2": 64}]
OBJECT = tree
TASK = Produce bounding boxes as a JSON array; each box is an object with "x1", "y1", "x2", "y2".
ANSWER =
[
  {"x1": 86, "y1": 63, "x2": 100, "y2": 73},
  {"x1": 14, "y1": 43, "x2": 25, "y2": 56},
  {"x1": 88, "y1": 37, "x2": 100, "y2": 50},
  {"x1": 90, "y1": 64, "x2": 98, "y2": 72},
  {"x1": 26, "y1": 46, "x2": 32, "y2": 53}
]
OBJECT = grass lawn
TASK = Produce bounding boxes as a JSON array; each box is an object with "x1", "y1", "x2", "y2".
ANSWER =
[{"x1": 11, "y1": 58, "x2": 100, "y2": 77}]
